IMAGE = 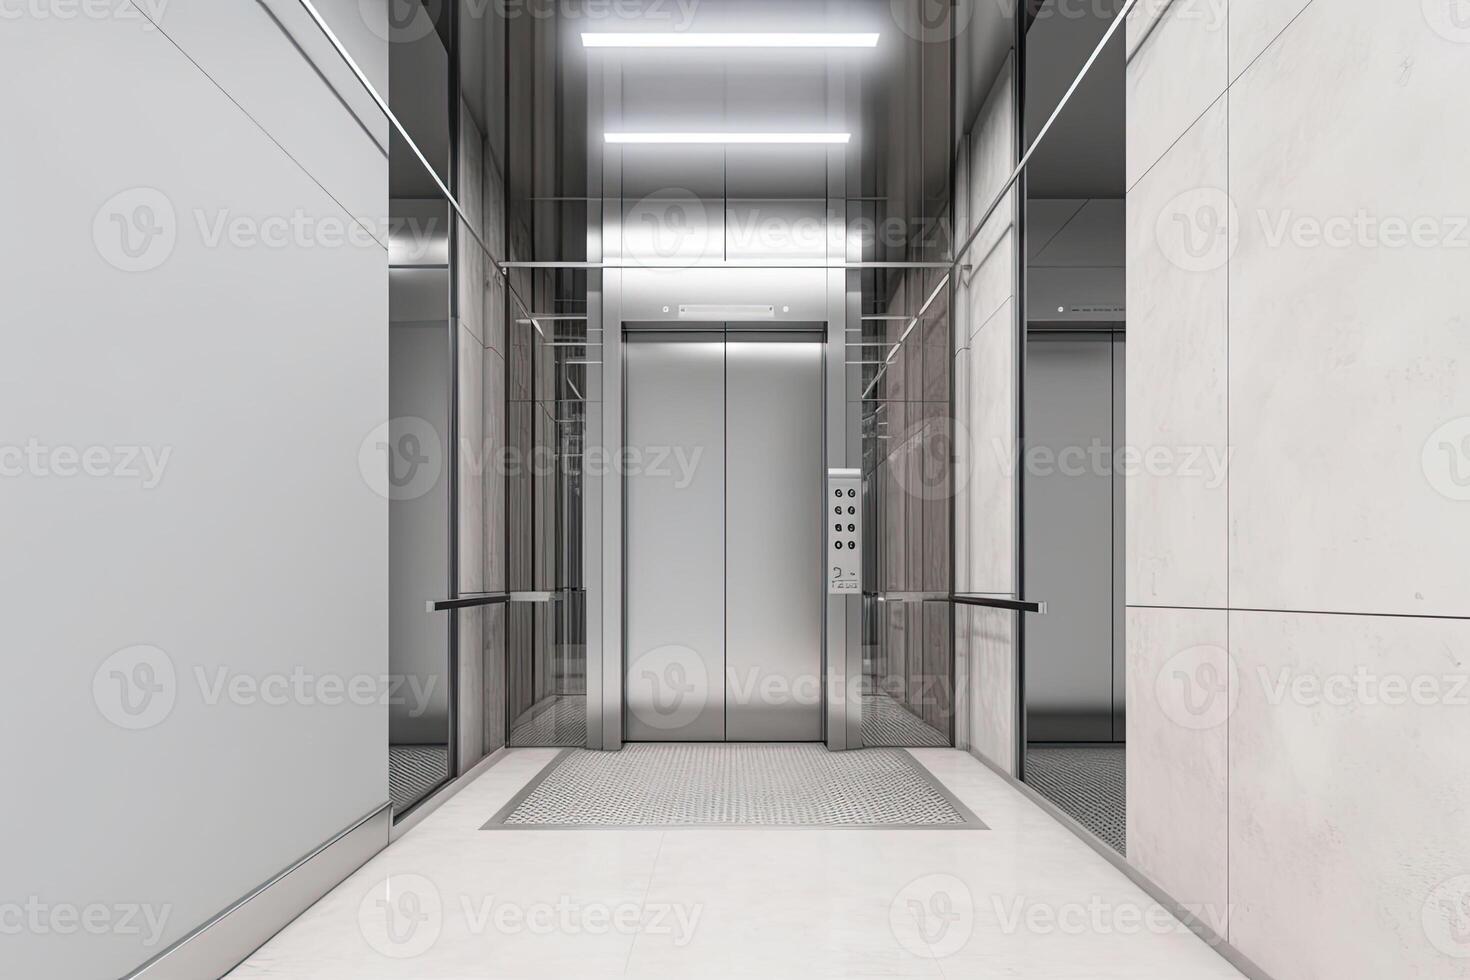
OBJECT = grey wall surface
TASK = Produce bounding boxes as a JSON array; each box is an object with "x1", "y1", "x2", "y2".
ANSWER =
[
  {"x1": 1125, "y1": 0, "x2": 1470, "y2": 975},
  {"x1": 0, "y1": 7, "x2": 388, "y2": 978}
]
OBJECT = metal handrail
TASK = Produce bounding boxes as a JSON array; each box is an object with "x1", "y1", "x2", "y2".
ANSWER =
[
  {"x1": 951, "y1": 594, "x2": 1047, "y2": 614},
  {"x1": 426, "y1": 593, "x2": 510, "y2": 612}
]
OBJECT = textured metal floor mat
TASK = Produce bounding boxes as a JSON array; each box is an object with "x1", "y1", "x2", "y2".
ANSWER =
[
  {"x1": 1025, "y1": 744, "x2": 1126, "y2": 853},
  {"x1": 485, "y1": 744, "x2": 983, "y2": 829},
  {"x1": 509, "y1": 693, "x2": 587, "y2": 746},
  {"x1": 861, "y1": 694, "x2": 949, "y2": 747},
  {"x1": 388, "y1": 745, "x2": 449, "y2": 811}
]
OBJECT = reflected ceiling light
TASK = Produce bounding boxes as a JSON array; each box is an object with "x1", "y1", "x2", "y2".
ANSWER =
[
  {"x1": 581, "y1": 32, "x2": 879, "y2": 48},
  {"x1": 604, "y1": 132, "x2": 850, "y2": 144}
]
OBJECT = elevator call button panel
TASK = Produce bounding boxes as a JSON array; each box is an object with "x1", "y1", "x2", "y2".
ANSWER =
[{"x1": 827, "y1": 468, "x2": 862, "y2": 595}]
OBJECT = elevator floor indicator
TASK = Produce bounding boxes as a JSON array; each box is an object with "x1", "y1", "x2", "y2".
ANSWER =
[{"x1": 483, "y1": 743, "x2": 984, "y2": 828}]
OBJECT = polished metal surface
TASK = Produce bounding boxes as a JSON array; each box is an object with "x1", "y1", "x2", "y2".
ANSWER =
[
  {"x1": 623, "y1": 336, "x2": 727, "y2": 741},
  {"x1": 827, "y1": 468, "x2": 862, "y2": 595},
  {"x1": 123, "y1": 804, "x2": 389, "y2": 980},
  {"x1": 483, "y1": 744, "x2": 983, "y2": 828},
  {"x1": 1023, "y1": 334, "x2": 1120, "y2": 741},
  {"x1": 624, "y1": 333, "x2": 825, "y2": 742},
  {"x1": 726, "y1": 340, "x2": 824, "y2": 741}
]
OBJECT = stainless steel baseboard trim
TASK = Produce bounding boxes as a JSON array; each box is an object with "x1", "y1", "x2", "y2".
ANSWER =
[
  {"x1": 963, "y1": 746, "x2": 1277, "y2": 980},
  {"x1": 122, "y1": 802, "x2": 391, "y2": 980},
  {"x1": 389, "y1": 746, "x2": 513, "y2": 840}
]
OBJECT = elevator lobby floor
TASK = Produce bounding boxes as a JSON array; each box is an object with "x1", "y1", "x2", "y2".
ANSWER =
[{"x1": 227, "y1": 748, "x2": 1245, "y2": 980}]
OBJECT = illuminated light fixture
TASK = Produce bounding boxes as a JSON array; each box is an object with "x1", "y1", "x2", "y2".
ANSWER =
[
  {"x1": 582, "y1": 32, "x2": 879, "y2": 48},
  {"x1": 604, "y1": 132, "x2": 850, "y2": 144}
]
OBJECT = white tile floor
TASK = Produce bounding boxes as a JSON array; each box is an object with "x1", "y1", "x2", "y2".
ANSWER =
[{"x1": 228, "y1": 748, "x2": 1245, "y2": 980}]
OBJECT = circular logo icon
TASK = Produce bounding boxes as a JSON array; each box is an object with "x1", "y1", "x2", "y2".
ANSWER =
[
  {"x1": 1155, "y1": 187, "x2": 1239, "y2": 273},
  {"x1": 93, "y1": 187, "x2": 177, "y2": 273},
  {"x1": 627, "y1": 645, "x2": 710, "y2": 732},
  {"x1": 1156, "y1": 644, "x2": 1238, "y2": 730},
  {"x1": 93, "y1": 645, "x2": 177, "y2": 730},
  {"x1": 625, "y1": 189, "x2": 716, "y2": 267},
  {"x1": 364, "y1": 0, "x2": 441, "y2": 44},
  {"x1": 891, "y1": 0, "x2": 975, "y2": 43},
  {"x1": 1424, "y1": 0, "x2": 1470, "y2": 43},
  {"x1": 1424, "y1": 875, "x2": 1470, "y2": 958},
  {"x1": 358, "y1": 873, "x2": 443, "y2": 959},
  {"x1": 359, "y1": 417, "x2": 444, "y2": 501},
  {"x1": 890, "y1": 414, "x2": 970, "y2": 503},
  {"x1": 889, "y1": 873, "x2": 974, "y2": 959},
  {"x1": 1422, "y1": 417, "x2": 1470, "y2": 501}
]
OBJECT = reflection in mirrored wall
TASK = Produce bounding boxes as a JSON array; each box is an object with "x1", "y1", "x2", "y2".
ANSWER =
[
  {"x1": 386, "y1": 194, "x2": 454, "y2": 815},
  {"x1": 1018, "y1": 0, "x2": 1127, "y2": 855},
  {"x1": 854, "y1": 15, "x2": 957, "y2": 749}
]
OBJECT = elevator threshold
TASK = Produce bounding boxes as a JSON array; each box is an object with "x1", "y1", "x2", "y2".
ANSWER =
[{"x1": 482, "y1": 744, "x2": 985, "y2": 829}]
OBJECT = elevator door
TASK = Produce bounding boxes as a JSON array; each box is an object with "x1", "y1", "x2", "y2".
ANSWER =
[{"x1": 624, "y1": 331, "x2": 823, "y2": 742}]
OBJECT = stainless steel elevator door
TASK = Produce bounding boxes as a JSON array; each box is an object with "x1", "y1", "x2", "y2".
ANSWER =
[
  {"x1": 623, "y1": 332, "x2": 824, "y2": 742},
  {"x1": 1024, "y1": 334, "x2": 1123, "y2": 742},
  {"x1": 725, "y1": 340, "x2": 823, "y2": 740},
  {"x1": 624, "y1": 336, "x2": 727, "y2": 741}
]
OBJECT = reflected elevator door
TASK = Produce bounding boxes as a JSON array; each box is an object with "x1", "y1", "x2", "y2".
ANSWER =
[{"x1": 624, "y1": 333, "x2": 823, "y2": 742}]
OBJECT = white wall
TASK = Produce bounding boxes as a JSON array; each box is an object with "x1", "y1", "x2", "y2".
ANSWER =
[
  {"x1": 1126, "y1": 0, "x2": 1470, "y2": 975},
  {"x1": 0, "y1": 6, "x2": 387, "y2": 977}
]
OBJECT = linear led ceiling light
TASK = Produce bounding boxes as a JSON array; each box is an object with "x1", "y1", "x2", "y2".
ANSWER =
[
  {"x1": 582, "y1": 32, "x2": 879, "y2": 48},
  {"x1": 604, "y1": 132, "x2": 850, "y2": 144}
]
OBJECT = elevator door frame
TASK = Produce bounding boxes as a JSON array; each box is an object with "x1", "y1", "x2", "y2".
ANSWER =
[
  {"x1": 586, "y1": 314, "x2": 861, "y2": 752},
  {"x1": 620, "y1": 321, "x2": 829, "y2": 743}
]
